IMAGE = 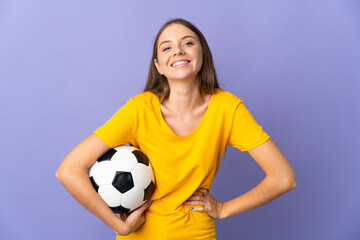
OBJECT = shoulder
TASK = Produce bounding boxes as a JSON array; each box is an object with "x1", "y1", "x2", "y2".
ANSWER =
[
  {"x1": 213, "y1": 89, "x2": 244, "y2": 106},
  {"x1": 127, "y1": 91, "x2": 158, "y2": 109},
  {"x1": 130, "y1": 91, "x2": 155, "y2": 101}
]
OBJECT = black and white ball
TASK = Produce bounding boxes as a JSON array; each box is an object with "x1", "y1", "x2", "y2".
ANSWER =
[{"x1": 88, "y1": 145, "x2": 155, "y2": 213}]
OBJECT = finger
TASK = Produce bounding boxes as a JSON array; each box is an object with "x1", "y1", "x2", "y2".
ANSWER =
[
  {"x1": 125, "y1": 201, "x2": 150, "y2": 222},
  {"x1": 136, "y1": 201, "x2": 152, "y2": 214},
  {"x1": 189, "y1": 206, "x2": 204, "y2": 212},
  {"x1": 196, "y1": 188, "x2": 209, "y2": 195},
  {"x1": 126, "y1": 207, "x2": 147, "y2": 224},
  {"x1": 137, "y1": 213, "x2": 145, "y2": 225},
  {"x1": 186, "y1": 195, "x2": 203, "y2": 201},
  {"x1": 185, "y1": 200, "x2": 204, "y2": 206}
]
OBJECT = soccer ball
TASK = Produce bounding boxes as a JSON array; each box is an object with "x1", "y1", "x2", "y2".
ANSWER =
[{"x1": 88, "y1": 145, "x2": 155, "y2": 213}]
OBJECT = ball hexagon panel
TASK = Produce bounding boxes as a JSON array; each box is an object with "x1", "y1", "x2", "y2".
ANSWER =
[
  {"x1": 132, "y1": 163, "x2": 152, "y2": 189},
  {"x1": 112, "y1": 171, "x2": 134, "y2": 193},
  {"x1": 111, "y1": 150, "x2": 138, "y2": 172},
  {"x1": 98, "y1": 185, "x2": 122, "y2": 207},
  {"x1": 121, "y1": 187, "x2": 145, "y2": 210},
  {"x1": 89, "y1": 161, "x2": 116, "y2": 186}
]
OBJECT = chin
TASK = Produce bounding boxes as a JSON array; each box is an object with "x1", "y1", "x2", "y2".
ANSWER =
[
  {"x1": 168, "y1": 75, "x2": 198, "y2": 82},
  {"x1": 167, "y1": 72, "x2": 200, "y2": 82}
]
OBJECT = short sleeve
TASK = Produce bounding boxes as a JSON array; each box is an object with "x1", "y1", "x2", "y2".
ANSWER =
[
  {"x1": 228, "y1": 102, "x2": 270, "y2": 152},
  {"x1": 93, "y1": 97, "x2": 137, "y2": 148}
]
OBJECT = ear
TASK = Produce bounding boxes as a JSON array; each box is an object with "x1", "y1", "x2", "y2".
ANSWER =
[{"x1": 154, "y1": 59, "x2": 163, "y2": 75}]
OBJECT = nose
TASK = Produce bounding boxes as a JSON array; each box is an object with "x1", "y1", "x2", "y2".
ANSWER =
[{"x1": 173, "y1": 44, "x2": 185, "y2": 55}]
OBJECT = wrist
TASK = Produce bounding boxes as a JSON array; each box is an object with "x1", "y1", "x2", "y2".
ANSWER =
[
  {"x1": 113, "y1": 216, "x2": 130, "y2": 236},
  {"x1": 219, "y1": 201, "x2": 229, "y2": 220}
]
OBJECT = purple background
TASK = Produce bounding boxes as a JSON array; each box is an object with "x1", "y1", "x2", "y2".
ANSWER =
[{"x1": 1, "y1": 0, "x2": 359, "y2": 239}]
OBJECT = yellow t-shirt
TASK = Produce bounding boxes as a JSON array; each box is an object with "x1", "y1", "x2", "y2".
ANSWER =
[{"x1": 93, "y1": 89, "x2": 270, "y2": 240}]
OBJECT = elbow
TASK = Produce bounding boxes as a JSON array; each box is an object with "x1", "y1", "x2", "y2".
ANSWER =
[
  {"x1": 55, "y1": 169, "x2": 62, "y2": 181},
  {"x1": 55, "y1": 165, "x2": 71, "y2": 183},
  {"x1": 55, "y1": 167, "x2": 65, "y2": 182},
  {"x1": 55, "y1": 162, "x2": 87, "y2": 184},
  {"x1": 275, "y1": 166, "x2": 297, "y2": 192},
  {"x1": 287, "y1": 180, "x2": 297, "y2": 191},
  {"x1": 269, "y1": 173, "x2": 297, "y2": 193},
  {"x1": 288, "y1": 170, "x2": 297, "y2": 190},
  {"x1": 290, "y1": 178, "x2": 297, "y2": 189},
  {"x1": 280, "y1": 175, "x2": 297, "y2": 192}
]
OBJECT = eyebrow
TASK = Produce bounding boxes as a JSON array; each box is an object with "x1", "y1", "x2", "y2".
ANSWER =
[{"x1": 158, "y1": 35, "x2": 197, "y2": 48}]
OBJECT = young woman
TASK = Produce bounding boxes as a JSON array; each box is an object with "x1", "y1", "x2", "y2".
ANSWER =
[{"x1": 56, "y1": 18, "x2": 297, "y2": 239}]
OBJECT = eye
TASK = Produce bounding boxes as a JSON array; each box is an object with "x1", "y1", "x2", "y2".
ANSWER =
[
  {"x1": 184, "y1": 42, "x2": 194, "y2": 46},
  {"x1": 162, "y1": 47, "x2": 171, "y2": 52}
]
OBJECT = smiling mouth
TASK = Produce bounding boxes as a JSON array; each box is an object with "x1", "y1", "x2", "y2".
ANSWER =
[{"x1": 171, "y1": 60, "x2": 190, "y2": 67}]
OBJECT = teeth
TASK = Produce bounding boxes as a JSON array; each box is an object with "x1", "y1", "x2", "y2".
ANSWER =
[{"x1": 173, "y1": 61, "x2": 188, "y2": 67}]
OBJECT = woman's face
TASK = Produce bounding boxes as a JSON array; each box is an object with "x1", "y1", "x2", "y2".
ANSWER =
[{"x1": 154, "y1": 24, "x2": 203, "y2": 83}]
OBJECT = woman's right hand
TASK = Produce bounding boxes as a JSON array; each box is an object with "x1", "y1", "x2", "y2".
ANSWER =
[{"x1": 115, "y1": 201, "x2": 151, "y2": 236}]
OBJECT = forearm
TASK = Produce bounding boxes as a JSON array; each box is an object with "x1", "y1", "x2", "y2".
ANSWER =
[
  {"x1": 56, "y1": 168, "x2": 126, "y2": 235},
  {"x1": 220, "y1": 176, "x2": 296, "y2": 219}
]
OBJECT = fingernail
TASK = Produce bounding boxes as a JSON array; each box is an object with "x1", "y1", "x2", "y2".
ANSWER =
[
  {"x1": 147, "y1": 201, "x2": 152, "y2": 205},
  {"x1": 189, "y1": 207, "x2": 194, "y2": 210}
]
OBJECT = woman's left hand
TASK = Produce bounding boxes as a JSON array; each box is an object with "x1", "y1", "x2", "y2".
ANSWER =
[{"x1": 184, "y1": 188, "x2": 223, "y2": 219}]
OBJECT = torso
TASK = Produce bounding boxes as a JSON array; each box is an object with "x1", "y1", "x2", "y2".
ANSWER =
[{"x1": 160, "y1": 94, "x2": 212, "y2": 137}]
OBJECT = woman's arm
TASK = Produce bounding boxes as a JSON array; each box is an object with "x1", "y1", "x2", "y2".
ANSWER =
[
  {"x1": 55, "y1": 133, "x2": 149, "y2": 235},
  {"x1": 219, "y1": 138, "x2": 297, "y2": 219},
  {"x1": 185, "y1": 138, "x2": 296, "y2": 219}
]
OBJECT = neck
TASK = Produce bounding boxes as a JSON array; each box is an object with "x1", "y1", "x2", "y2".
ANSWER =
[{"x1": 161, "y1": 78, "x2": 205, "y2": 115}]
